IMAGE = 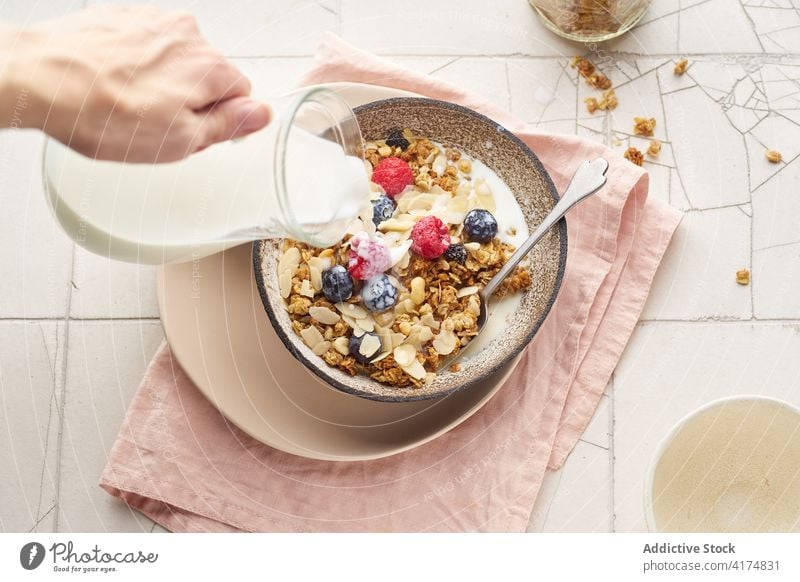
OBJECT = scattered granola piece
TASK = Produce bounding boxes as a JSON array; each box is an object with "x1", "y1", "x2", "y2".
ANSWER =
[
  {"x1": 584, "y1": 97, "x2": 600, "y2": 114},
  {"x1": 674, "y1": 59, "x2": 689, "y2": 76},
  {"x1": 588, "y1": 72, "x2": 612, "y2": 90},
  {"x1": 624, "y1": 147, "x2": 644, "y2": 167},
  {"x1": 634, "y1": 117, "x2": 657, "y2": 137},
  {"x1": 571, "y1": 56, "x2": 611, "y2": 90},
  {"x1": 765, "y1": 149, "x2": 783, "y2": 164},
  {"x1": 647, "y1": 139, "x2": 662, "y2": 158},
  {"x1": 736, "y1": 269, "x2": 750, "y2": 286},
  {"x1": 598, "y1": 88, "x2": 618, "y2": 111}
]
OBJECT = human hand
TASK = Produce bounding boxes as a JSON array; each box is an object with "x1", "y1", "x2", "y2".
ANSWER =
[{"x1": 6, "y1": 5, "x2": 270, "y2": 162}]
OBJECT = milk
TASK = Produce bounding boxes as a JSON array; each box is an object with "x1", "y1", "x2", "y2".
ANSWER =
[
  {"x1": 43, "y1": 124, "x2": 370, "y2": 264},
  {"x1": 454, "y1": 158, "x2": 530, "y2": 360}
]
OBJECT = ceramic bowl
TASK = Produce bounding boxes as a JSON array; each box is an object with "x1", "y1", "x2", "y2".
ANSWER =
[
  {"x1": 644, "y1": 395, "x2": 800, "y2": 532},
  {"x1": 254, "y1": 97, "x2": 566, "y2": 402}
]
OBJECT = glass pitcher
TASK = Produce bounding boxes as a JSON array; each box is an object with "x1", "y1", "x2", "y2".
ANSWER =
[{"x1": 41, "y1": 87, "x2": 368, "y2": 264}]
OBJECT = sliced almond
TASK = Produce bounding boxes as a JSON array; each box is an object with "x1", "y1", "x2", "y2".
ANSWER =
[
  {"x1": 433, "y1": 329, "x2": 458, "y2": 355},
  {"x1": 333, "y1": 336, "x2": 350, "y2": 356},
  {"x1": 312, "y1": 340, "x2": 332, "y2": 356},
  {"x1": 393, "y1": 344, "x2": 417, "y2": 367},
  {"x1": 371, "y1": 352, "x2": 391, "y2": 363},
  {"x1": 278, "y1": 247, "x2": 301, "y2": 298},
  {"x1": 309, "y1": 306, "x2": 340, "y2": 325},
  {"x1": 379, "y1": 218, "x2": 415, "y2": 232},
  {"x1": 359, "y1": 334, "x2": 381, "y2": 358},
  {"x1": 464, "y1": 242, "x2": 481, "y2": 252},
  {"x1": 336, "y1": 302, "x2": 368, "y2": 320},
  {"x1": 300, "y1": 326, "x2": 324, "y2": 350},
  {"x1": 420, "y1": 313, "x2": 441, "y2": 331},
  {"x1": 390, "y1": 333, "x2": 407, "y2": 349},
  {"x1": 341, "y1": 314, "x2": 358, "y2": 330},
  {"x1": 373, "y1": 311, "x2": 395, "y2": 328},
  {"x1": 300, "y1": 279, "x2": 315, "y2": 298},
  {"x1": 457, "y1": 285, "x2": 479, "y2": 298},
  {"x1": 307, "y1": 257, "x2": 325, "y2": 291},
  {"x1": 355, "y1": 316, "x2": 375, "y2": 333},
  {"x1": 401, "y1": 359, "x2": 427, "y2": 381},
  {"x1": 417, "y1": 326, "x2": 434, "y2": 343}
]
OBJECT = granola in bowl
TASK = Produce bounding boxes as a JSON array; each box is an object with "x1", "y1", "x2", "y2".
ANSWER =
[
  {"x1": 255, "y1": 96, "x2": 566, "y2": 402},
  {"x1": 275, "y1": 130, "x2": 533, "y2": 389}
]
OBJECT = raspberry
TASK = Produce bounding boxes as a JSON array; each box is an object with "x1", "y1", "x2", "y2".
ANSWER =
[
  {"x1": 371, "y1": 157, "x2": 414, "y2": 198},
  {"x1": 410, "y1": 216, "x2": 450, "y2": 260},
  {"x1": 463, "y1": 209, "x2": 498, "y2": 243},
  {"x1": 347, "y1": 232, "x2": 391, "y2": 280},
  {"x1": 443, "y1": 243, "x2": 467, "y2": 265}
]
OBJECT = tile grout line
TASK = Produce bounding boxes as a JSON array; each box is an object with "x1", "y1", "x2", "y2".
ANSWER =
[{"x1": 51, "y1": 243, "x2": 76, "y2": 533}]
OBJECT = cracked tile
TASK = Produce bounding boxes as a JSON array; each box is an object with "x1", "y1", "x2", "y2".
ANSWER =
[
  {"x1": 642, "y1": 207, "x2": 752, "y2": 320},
  {"x1": 656, "y1": 60, "x2": 697, "y2": 94},
  {"x1": 397, "y1": 57, "x2": 511, "y2": 109},
  {"x1": 582, "y1": 394, "x2": 611, "y2": 450},
  {"x1": 679, "y1": 0, "x2": 763, "y2": 53},
  {"x1": 88, "y1": 0, "x2": 338, "y2": 56},
  {"x1": 0, "y1": 322, "x2": 63, "y2": 532},
  {"x1": 70, "y1": 248, "x2": 159, "y2": 319},
  {"x1": 752, "y1": 157, "x2": 800, "y2": 250},
  {"x1": 0, "y1": 131, "x2": 73, "y2": 317},
  {"x1": 340, "y1": 0, "x2": 575, "y2": 56},
  {"x1": 610, "y1": 71, "x2": 668, "y2": 142},
  {"x1": 663, "y1": 86, "x2": 750, "y2": 209},
  {"x1": 508, "y1": 59, "x2": 577, "y2": 124},
  {"x1": 607, "y1": 13, "x2": 680, "y2": 55},
  {"x1": 753, "y1": 242, "x2": 800, "y2": 318},
  {"x1": 686, "y1": 61, "x2": 748, "y2": 98},
  {"x1": 232, "y1": 58, "x2": 316, "y2": 99},
  {"x1": 614, "y1": 321, "x2": 800, "y2": 531},
  {"x1": 58, "y1": 321, "x2": 163, "y2": 532},
  {"x1": 745, "y1": 6, "x2": 800, "y2": 52},
  {"x1": 670, "y1": 168, "x2": 693, "y2": 211},
  {"x1": 527, "y1": 441, "x2": 610, "y2": 532},
  {"x1": 750, "y1": 113, "x2": 800, "y2": 163}
]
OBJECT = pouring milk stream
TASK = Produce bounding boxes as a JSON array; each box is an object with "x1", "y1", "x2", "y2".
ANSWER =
[{"x1": 42, "y1": 88, "x2": 370, "y2": 264}]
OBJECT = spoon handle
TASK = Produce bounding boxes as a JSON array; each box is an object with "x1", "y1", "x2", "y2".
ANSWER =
[{"x1": 480, "y1": 158, "x2": 610, "y2": 302}]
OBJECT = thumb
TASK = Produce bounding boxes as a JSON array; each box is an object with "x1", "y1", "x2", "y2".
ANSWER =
[{"x1": 192, "y1": 97, "x2": 272, "y2": 151}]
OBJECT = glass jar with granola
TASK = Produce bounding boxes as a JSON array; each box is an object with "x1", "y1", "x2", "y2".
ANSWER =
[{"x1": 528, "y1": 0, "x2": 651, "y2": 42}]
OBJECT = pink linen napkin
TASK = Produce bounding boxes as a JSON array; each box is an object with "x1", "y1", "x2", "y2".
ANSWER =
[{"x1": 99, "y1": 34, "x2": 682, "y2": 532}]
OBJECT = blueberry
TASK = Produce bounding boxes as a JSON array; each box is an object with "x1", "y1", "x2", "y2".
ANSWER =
[
  {"x1": 385, "y1": 129, "x2": 410, "y2": 150},
  {"x1": 321, "y1": 265, "x2": 354, "y2": 303},
  {"x1": 349, "y1": 332, "x2": 382, "y2": 364},
  {"x1": 443, "y1": 243, "x2": 467, "y2": 265},
  {"x1": 361, "y1": 274, "x2": 398, "y2": 313},
  {"x1": 463, "y1": 209, "x2": 498, "y2": 243},
  {"x1": 371, "y1": 195, "x2": 395, "y2": 226}
]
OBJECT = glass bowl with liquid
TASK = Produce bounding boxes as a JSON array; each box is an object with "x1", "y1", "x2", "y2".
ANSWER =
[{"x1": 529, "y1": 0, "x2": 651, "y2": 42}]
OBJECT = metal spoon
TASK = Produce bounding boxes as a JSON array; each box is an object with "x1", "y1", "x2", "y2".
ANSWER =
[{"x1": 439, "y1": 157, "x2": 610, "y2": 372}]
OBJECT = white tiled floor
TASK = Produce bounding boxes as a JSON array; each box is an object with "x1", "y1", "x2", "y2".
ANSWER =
[{"x1": 1, "y1": 0, "x2": 799, "y2": 532}]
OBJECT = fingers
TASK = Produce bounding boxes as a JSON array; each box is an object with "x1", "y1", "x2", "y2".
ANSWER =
[
  {"x1": 189, "y1": 97, "x2": 272, "y2": 152},
  {"x1": 187, "y1": 56, "x2": 253, "y2": 110}
]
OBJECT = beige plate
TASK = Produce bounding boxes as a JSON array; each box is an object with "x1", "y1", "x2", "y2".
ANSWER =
[{"x1": 157, "y1": 82, "x2": 522, "y2": 461}]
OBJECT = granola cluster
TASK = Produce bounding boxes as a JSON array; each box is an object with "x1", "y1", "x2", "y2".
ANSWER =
[{"x1": 277, "y1": 132, "x2": 532, "y2": 388}]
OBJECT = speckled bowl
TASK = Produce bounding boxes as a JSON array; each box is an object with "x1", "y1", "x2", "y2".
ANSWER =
[{"x1": 254, "y1": 97, "x2": 566, "y2": 402}]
